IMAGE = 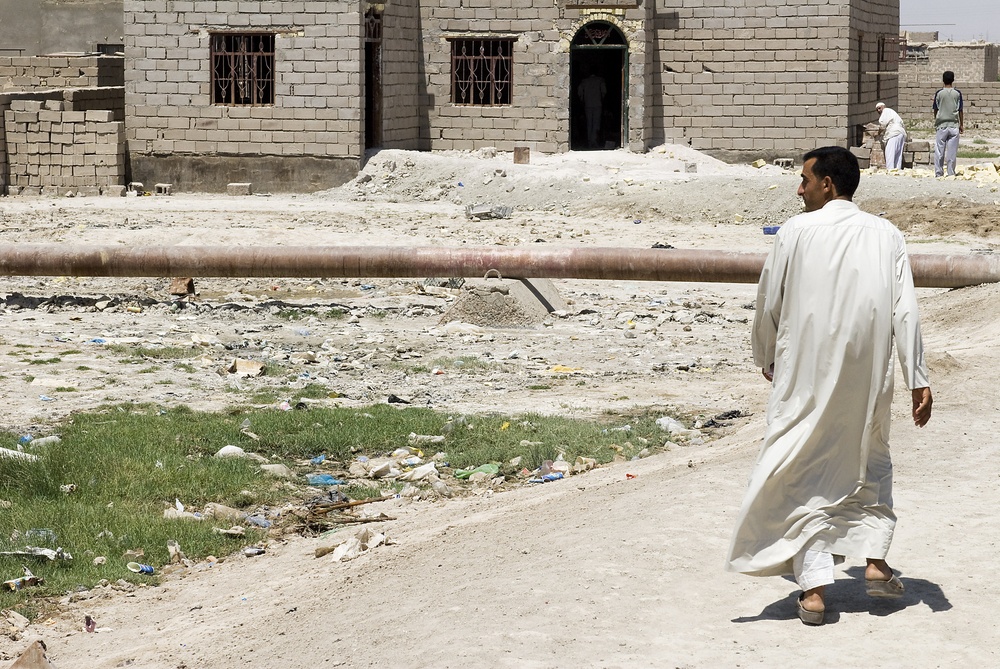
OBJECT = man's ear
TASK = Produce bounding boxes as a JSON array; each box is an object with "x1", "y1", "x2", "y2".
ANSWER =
[{"x1": 822, "y1": 175, "x2": 838, "y2": 199}]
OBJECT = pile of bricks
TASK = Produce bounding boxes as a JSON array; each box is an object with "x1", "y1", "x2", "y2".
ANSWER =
[{"x1": 4, "y1": 99, "x2": 126, "y2": 196}]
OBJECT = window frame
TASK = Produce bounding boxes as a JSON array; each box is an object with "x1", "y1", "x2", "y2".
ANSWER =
[
  {"x1": 449, "y1": 37, "x2": 515, "y2": 107},
  {"x1": 210, "y1": 32, "x2": 276, "y2": 107}
]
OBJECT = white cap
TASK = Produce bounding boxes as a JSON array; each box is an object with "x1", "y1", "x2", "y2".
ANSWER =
[{"x1": 875, "y1": 101, "x2": 885, "y2": 110}]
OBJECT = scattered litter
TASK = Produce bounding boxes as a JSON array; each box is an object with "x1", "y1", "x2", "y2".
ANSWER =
[
  {"x1": 24, "y1": 528, "x2": 56, "y2": 543},
  {"x1": 126, "y1": 562, "x2": 155, "y2": 574},
  {"x1": 0, "y1": 547, "x2": 72, "y2": 561},
  {"x1": 0, "y1": 447, "x2": 39, "y2": 462},
  {"x1": 572, "y1": 456, "x2": 597, "y2": 474},
  {"x1": 260, "y1": 464, "x2": 295, "y2": 478},
  {"x1": 408, "y1": 433, "x2": 445, "y2": 445},
  {"x1": 328, "y1": 527, "x2": 387, "y2": 562},
  {"x1": 243, "y1": 547, "x2": 266, "y2": 557},
  {"x1": 528, "y1": 472, "x2": 564, "y2": 484},
  {"x1": 29, "y1": 435, "x2": 60, "y2": 447},
  {"x1": 396, "y1": 462, "x2": 438, "y2": 482},
  {"x1": 310, "y1": 454, "x2": 326, "y2": 465},
  {"x1": 85, "y1": 615, "x2": 96, "y2": 633},
  {"x1": 228, "y1": 358, "x2": 265, "y2": 377},
  {"x1": 306, "y1": 474, "x2": 346, "y2": 486},
  {"x1": 454, "y1": 463, "x2": 500, "y2": 480},
  {"x1": 167, "y1": 539, "x2": 185, "y2": 564},
  {"x1": 59, "y1": 483, "x2": 77, "y2": 494},
  {"x1": 387, "y1": 394, "x2": 410, "y2": 404},
  {"x1": 549, "y1": 365, "x2": 583, "y2": 374},
  {"x1": 212, "y1": 526, "x2": 246, "y2": 536},
  {"x1": 3, "y1": 567, "x2": 43, "y2": 591},
  {"x1": 465, "y1": 204, "x2": 513, "y2": 220},
  {"x1": 626, "y1": 473, "x2": 638, "y2": 480},
  {"x1": 246, "y1": 514, "x2": 272, "y2": 528}
]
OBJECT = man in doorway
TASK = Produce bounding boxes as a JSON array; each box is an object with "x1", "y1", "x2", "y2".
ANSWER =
[
  {"x1": 933, "y1": 70, "x2": 964, "y2": 177},
  {"x1": 577, "y1": 69, "x2": 606, "y2": 149},
  {"x1": 875, "y1": 102, "x2": 906, "y2": 170},
  {"x1": 726, "y1": 146, "x2": 933, "y2": 626}
]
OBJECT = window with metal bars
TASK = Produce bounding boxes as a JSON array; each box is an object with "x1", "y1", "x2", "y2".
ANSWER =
[
  {"x1": 450, "y1": 38, "x2": 513, "y2": 106},
  {"x1": 211, "y1": 33, "x2": 275, "y2": 106}
]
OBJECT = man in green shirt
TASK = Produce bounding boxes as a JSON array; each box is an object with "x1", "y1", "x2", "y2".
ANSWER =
[{"x1": 933, "y1": 70, "x2": 964, "y2": 177}]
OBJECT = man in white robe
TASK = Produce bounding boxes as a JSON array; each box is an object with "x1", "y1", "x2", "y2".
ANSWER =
[
  {"x1": 726, "y1": 146, "x2": 934, "y2": 626},
  {"x1": 876, "y1": 102, "x2": 906, "y2": 170}
]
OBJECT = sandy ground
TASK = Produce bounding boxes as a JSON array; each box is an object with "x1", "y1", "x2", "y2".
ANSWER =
[{"x1": 1, "y1": 144, "x2": 1000, "y2": 667}]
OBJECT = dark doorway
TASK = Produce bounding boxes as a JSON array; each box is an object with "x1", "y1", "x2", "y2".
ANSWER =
[
  {"x1": 364, "y1": 9, "x2": 382, "y2": 150},
  {"x1": 570, "y1": 22, "x2": 627, "y2": 151}
]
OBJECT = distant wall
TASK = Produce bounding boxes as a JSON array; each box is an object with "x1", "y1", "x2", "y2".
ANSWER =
[
  {"x1": 899, "y1": 79, "x2": 1000, "y2": 127},
  {"x1": 0, "y1": 0, "x2": 124, "y2": 56}
]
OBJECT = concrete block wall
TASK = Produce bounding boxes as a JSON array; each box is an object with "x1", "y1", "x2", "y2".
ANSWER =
[
  {"x1": 899, "y1": 44, "x2": 999, "y2": 84},
  {"x1": 645, "y1": 0, "x2": 900, "y2": 159},
  {"x1": 650, "y1": 0, "x2": 858, "y2": 157},
  {"x1": 3, "y1": 99, "x2": 126, "y2": 195},
  {"x1": 0, "y1": 55, "x2": 124, "y2": 91},
  {"x1": 124, "y1": 0, "x2": 364, "y2": 192},
  {"x1": 416, "y1": 4, "x2": 650, "y2": 154},
  {"x1": 847, "y1": 0, "x2": 899, "y2": 147},
  {"x1": 899, "y1": 80, "x2": 1000, "y2": 126}
]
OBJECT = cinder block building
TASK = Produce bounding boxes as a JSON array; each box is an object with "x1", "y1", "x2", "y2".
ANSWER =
[{"x1": 124, "y1": 0, "x2": 900, "y2": 192}]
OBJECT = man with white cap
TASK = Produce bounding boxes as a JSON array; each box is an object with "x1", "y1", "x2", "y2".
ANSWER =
[{"x1": 875, "y1": 102, "x2": 906, "y2": 170}]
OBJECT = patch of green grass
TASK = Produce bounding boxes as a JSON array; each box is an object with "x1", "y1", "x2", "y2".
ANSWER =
[
  {"x1": 75, "y1": 366, "x2": 92, "y2": 372},
  {"x1": 276, "y1": 307, "x2": 348, "y2": 321},
  {"x1": 58, "y1": 350, "x2": 82, "y2": 356},
  {"x1": 174, "y1": 363, "x2": 197, "y2": 374},
  {"x1": 972, "y1": 138, "x2": 987, "y2": 145},
  {"x1": 137, "y1": 366, "x2": 161, "y2": 374},
  {"x1": 957, "y1": 149, "x2": 1000, "y2": 159},
  {"x1": 527, "y1": 384, "x2": 552, "y2": 390},
  {"x1": 106, "y1": 344, "x2": 198, "y2": 361},
  {"x1": 27, "y1": 357, "x2": 61, "y2": 365},
  {"x1": 0, "y1": 404, "x2": 689, "y2": 614},
  {"x1": 428, "y1": 356, "x2": 493, "y2": 373},
  {"x1": 53, "y1": 387, "x2": 76, "y2": 393}
]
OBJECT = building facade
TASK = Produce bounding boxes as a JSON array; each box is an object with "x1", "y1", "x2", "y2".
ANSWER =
[{"x1": 124, "y1": 0, "x2": 900, "y2": 192}]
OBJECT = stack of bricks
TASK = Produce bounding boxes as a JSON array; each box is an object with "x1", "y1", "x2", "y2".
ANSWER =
[{"x1": 4, "y1": 99, "x2": 126, "y2": 196}]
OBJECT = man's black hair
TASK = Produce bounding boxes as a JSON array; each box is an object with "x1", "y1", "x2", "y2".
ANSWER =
[
  {"x1": 802, "y1": 146, "x2": 860, "y2": 198},
  {"x1": 943, "y1": 70, "x2": 955, "y2": 85}
]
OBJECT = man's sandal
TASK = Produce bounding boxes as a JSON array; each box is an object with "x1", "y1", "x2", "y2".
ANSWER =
[
  {"x1": 865, "y1": 573, "x2": 904, "y2": 598},
  {"x1": 797, "y1": 594, "x2": 825, "y2": 626}
]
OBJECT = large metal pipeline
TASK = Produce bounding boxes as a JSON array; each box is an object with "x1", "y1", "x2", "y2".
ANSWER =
[{"x1": 0, "y1": 244, "x2": 996, "y2": 289}]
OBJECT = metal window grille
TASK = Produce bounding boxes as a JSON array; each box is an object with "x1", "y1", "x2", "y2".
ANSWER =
[
  {"x1": 451, "y1": 39, "x2": 513, "y2": 106},
  {"x1": 211, "y1": 33, "x2": 275, "y2": 106}
]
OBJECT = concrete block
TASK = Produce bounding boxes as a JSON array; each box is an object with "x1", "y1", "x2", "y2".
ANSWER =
[
  {"x1": 154, "y1": 183, "x2": 173, "y2": 195},
  {"x1": 101, "y1": 185, "x2": 127, "y2": 197},
  {"x1": 226, "y1": 182, "x2": 253, "y2": 195}
]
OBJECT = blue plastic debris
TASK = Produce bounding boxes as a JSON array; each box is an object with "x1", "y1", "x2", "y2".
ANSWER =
[
  {"x1": 306, "y1": 474, "x2": 345, "y2": 486},
  {"x1": 763, "y1": 226, "x2": 781, "y2": 235},
  {"x1": 310, "y1": 454, "x2": 326, "y2": 465},
  {"x1": 528, "y1": 472, "x2": 564, "y2": 484}
]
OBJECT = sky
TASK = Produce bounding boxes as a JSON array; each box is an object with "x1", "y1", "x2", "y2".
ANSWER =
[{"x1": 900, "y1": 0, "x2": 999, "y2": 42}]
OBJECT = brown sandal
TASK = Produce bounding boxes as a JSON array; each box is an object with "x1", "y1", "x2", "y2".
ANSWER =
[
  {"x1": 797, "y1": 594, "x2": 825, "y2": 626},
  {"x1": 866, "y1": 573, "x2": 904, "y2": 598}
]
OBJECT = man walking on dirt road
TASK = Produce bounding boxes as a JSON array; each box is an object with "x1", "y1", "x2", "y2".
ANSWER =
[{"x1": 726, "y1": 146, "x2": 934, "y2": 626}]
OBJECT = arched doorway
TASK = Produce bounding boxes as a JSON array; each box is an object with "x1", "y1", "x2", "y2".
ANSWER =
[{"x1": 570, "y1": 21, "x2": 627, "y2": 151}]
